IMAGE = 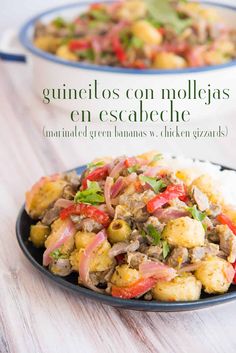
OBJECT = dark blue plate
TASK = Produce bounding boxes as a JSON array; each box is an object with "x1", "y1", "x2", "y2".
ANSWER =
[{"x1": 15, "y1": 164, "x2": 236, "y2": 311}]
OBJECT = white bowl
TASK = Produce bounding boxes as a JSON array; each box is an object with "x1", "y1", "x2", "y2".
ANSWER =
[{"x1": 18, "y1": 1, "x2": 236, "y2": 120}]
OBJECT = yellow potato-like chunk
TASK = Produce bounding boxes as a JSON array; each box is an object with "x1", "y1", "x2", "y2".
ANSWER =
[
  {"x1": 30, "y1": 222, "x2": 50, "y2": 248},
  {"x1": 25, "y1": 175, "x2": 67, "y2": 219},
  {"x1": 131, "y1": 20, "x2": 162, "y2": 45},
  {"x1": 176, "y1": 168, "x2": 201, "y2": 186},
  {"x1": 195, "y1": 256, "x2": 234, "y2": 294},
  {"x1": 222, "y1": 206, "x2": 236, "y2": 225},
  {"x1": 204, "y1": 50, "x2": 230, "y2": 66},
  {"x1": 152, "y1": 274, "x2": 202, "y2": 301},
  {"x1": 162, "y1": 217, "x2": 205, "y2": 248},
  {"x1": 34, "y1": 36, "x2": 61, "y2": 53},
  {"x1": 191, "y1": 174, "x2": 223, "y2": 205},
  {"x1": 75, "y1": 231, "x2": 96, "y2": 249},
  {"x1": 153, "y1": 52, "x2": 187, "y2": 69},
  {"x1": 70, "y1": 236, "x2": 113, "y2": 273},
  {"x1": 56, "y1": 45, "x2": 77, "y2": 61},
  {"x1": 216, "y1": 40, "x2": 235, "y2": 56},
  {"x1": 199, "y1": 8, "x2": 220, "y2": 22},
  {"x1": 116, "y1": 0, "x2": 147, "y2": 21},
  {"x1": 111, "y1": 264, "x2": 140, "y2": 287}
]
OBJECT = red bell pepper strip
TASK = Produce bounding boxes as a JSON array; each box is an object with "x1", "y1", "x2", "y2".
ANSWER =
[
  {"x1": 132, "y1": 60, "x2": 147, "y2": 69},
  {"x1": 147, "y1": 184, "x2": 186, "y2": 213},
  {"x1": 90, "y1": 3, "x2": 104, "y2": 10},
  {"x1": 112, "y1": 35, "x2": 127, "y2": 64},
  {"x1": 158, "y1": 28, "x2": 165, "y2": 35},
  {"x1": 217, "y1": 213, "x2": 236, "y2": 235},
  {"x1": 111, "y1": 277, "x2": 157, "y2": 299},
  {"x1": 124, "y1": 157, "x2": 138, "y2": 168},
  {"x1": 82, "y1": 166, "x2": 109, "y2": 190},
  {"x1": 60, "y1": 203, "x2": 110, "y2": 227},
  {"x1": 69, "y1": 39, "x2": 90, "y2": 52},
  {"x1": 232, "y1": 262, "x2": 236, "y2": 284}
]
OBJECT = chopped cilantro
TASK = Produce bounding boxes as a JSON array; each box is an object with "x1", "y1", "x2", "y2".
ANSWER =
[
  {"x1": 146, "y1": 0, "x2": 192, "y2": 33},
  {"x1": 78, "y1": 48, "x2": 95, "y2": 61},
  {"x1": 162, "y1": 240, "x2": 170, "y2": 259},
  {"x1": 130, "y1": 36, "x2": 144, "y2": 49},
  {"x1": 139, "y1": 175, "x2": 166, "y2": 193},
  {"x1": 187, "y1": 205, "x2": 206, "y2": 222},
  {"x1": 89, "y1": 9, "x2": 109, "y2": 22},
  {"x1": 87, "y1": 160, "x2": 105, "y2": 170},
  {"x1": 52, "y1": 17, "x2": 66, "y2": 28},
  {"x1": 152, "y1": 153, "x2": 163, "y2": 162},
  {"x1": 147, "y1": 224, "x2": 161, "y2": 245},
  {"x1": 50, "y1": 248, "x2": 68, "y2": 260},
  {"x1": 127, "y1": 165, "x2": 140, "y2": 174},
  {"x1": 74, "y1": 181, "x2": 105, "y2": 205}
]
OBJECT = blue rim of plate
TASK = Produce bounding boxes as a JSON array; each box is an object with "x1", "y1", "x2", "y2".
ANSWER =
[
  {"x1": 15, "y1": 163, "x2": 236, "y2": 311},
  {"x1": 18, "y1": 1, "x2": 236, "y2": 75}
]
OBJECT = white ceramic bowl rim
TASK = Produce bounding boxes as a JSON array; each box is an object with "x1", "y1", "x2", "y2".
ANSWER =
[{"x1": 19, "y1": 0, "x2": 236, "y2": 75}]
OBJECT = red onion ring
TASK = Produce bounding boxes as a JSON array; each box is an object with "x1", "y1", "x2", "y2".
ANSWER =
[
  {"x1": 43, "y1": 219, "x2": 76, "y2": 266},
  {"x1": 104, "y1": 176, "x2": 115, "y2": 217},
  {"x1": 79, "y1": 229, "x2": 107, "y2": 287},
  {"x1": 139, "y1": 261, "x2": 177, "y2": 281}
]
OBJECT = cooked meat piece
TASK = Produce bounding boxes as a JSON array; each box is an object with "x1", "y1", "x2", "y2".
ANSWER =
[
  {"x1": 119, "y1": 190, "x2": 156, "y2": 214},
  {"x1": 144, "y1": 245, "x2": 163, "y2": 259},
  {"x1": 114, "y1": 205, "x2": 132, "y2": 220},
  {"x1": 49, "y1": 258, "x2": 72, "y2": 277},
  {"x1": 208, "y1": 203, "x2": 222, "y2": 217},
  {"x1": 34, "y1": 22, "x2": 47, "y2": 38},
  {"x1": 144, "y1": 216, "x2": 165, "y2": 234},
  {"x1": 193, "y1": 20, "x2": 208, "y2": 43},
  {"x1": 207, "y1": 228, "x2": 220, "y2": 243},
  {"x1": 144, "y1": 291, "x2": 153, "y2": 301},
  {"x1": 189, "y1": 247, "x2": 206, "y2": 263},
  {"x1": 104, "y1": 264, "x2": 116, "y2": 282},
  {"x1": 109, "y1": 240, "x2": 140, "y2": 258},
  {"x1": 64, "y1": 171, "x2": 81, "y2": 190},
  {"x1": 163, "y1": 172, "x2": 180, "y2": 185},
  {"x1": 189, "y1": 243, "x2": 219, "y2": 263},
  {"x1": 41, "y1": 206, "x2": 61, "y2": 225},
  {"x1": 153, "y1": 207, "x2": 189, "y2": 223},
  {"x1": 90, "y1": 266, "x2": 116, "y2": 286},
  {"x1": 74, "y1": 217, "x2": 103, "y2": 233},
  {"x1": 130, "y1": 230, "x2": 145, "y2": 243},
  {"x1": 62, "y1": 184, "x2": 76, "y2": 200},
  {"x1": 206, "y1": 243, "x2": 220, "y2": 255},
  {"x1": 168, "y1": 198, "x2": 188, "y2": 208},
  {"x1": 202, "y1": 216, "x2": 213, "y2": 232},
  {"x1": 133, "y1": 208, "x2": 149, "y2": 222},
  {"x1": 217, "y1": 224, "x2": 236, "y2": 263},
  {"x1": 127, "y1": 252, "x2": 148, "y2": 269},
  {"x1": 167, "y1": 247, "x2": 189, "y2": 268},
  {"x1": 192, "y1": 186, "x2": 209, "y2": 211}
]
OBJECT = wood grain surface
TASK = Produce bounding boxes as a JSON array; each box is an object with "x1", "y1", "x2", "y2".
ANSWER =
[{"x1": 0, "y1": 60, "x2": 236, "y2": 353}]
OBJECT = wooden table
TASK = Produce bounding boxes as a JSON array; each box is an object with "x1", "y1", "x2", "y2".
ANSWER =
[{"x1": 1, "y1": 59, "x2": 236, "y2": 353}]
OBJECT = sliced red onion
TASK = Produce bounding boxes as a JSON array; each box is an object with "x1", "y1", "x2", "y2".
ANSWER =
[
  {"x1": 143, "y1": 166, "x2": 163, "y2": 177},
  {"x1": 104, "y1": 176, "x2": 115, "y2": 217},
  {"x1": 79, "y1": 229, "x2": 107, "y2": 286},
  {"x1": 224, "y1": 263, "x2": 235, "y2": 283},
  {"x1": 91, "y1": 36, "x2": 102, "y2": 54},
  {"x1": 109, "y1": 160, "x2": 125, "y2": 178},
  {"x1": 54, "y1": 199, "x2": 74, "y2": 209},
  {"x1": 43, "y1": 219, "x2": 76, "y2": 266},
  {"x1": 110, "y1": 176, "x2": 125, "y2": 198},
  {"x1": 178, "y1": 262, "x2": 202, "y2": 274},
  {"x1": 139, "y1": 261, "x2": 177, "y2": 281},
  {"x1": 153, "y1": 208, "x2": 189, "y2": 222},
  {"x1": 124, "y1": 172, "x2": 137, "y2": 185}
]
